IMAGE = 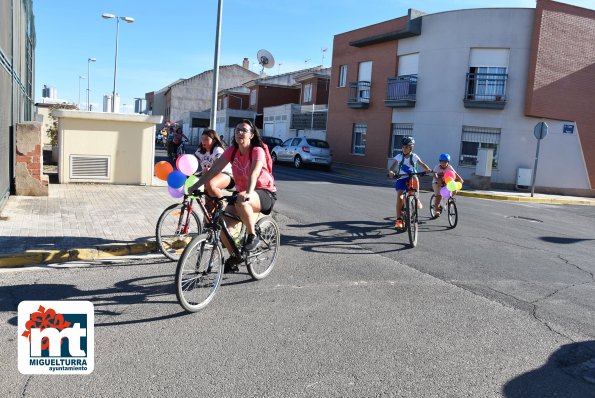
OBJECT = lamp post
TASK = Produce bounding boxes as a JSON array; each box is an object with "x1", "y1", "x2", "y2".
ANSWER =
[
  {"x1": 78, "y1": 75, "x2": 86, "y2": 109},
  {"x1": 209, "y1": 0, "x2": 223, "y2": 129},
  {"x1": 87, "y1": 57, "x2": 96, "y2": 111},
  {"x1": 102, "y1": 13, "x2": 135, "y2": 113}
]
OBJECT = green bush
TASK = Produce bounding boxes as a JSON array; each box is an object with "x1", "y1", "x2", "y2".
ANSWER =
[{"x1": 47, "y1": 104, "x2": 78, "y2": 145}]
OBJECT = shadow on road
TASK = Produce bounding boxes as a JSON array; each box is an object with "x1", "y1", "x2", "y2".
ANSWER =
[
  {"x1": 540, "y1": 236, "x2": 595, "y2": 244},
  {"x1": 503, "y1": 340, "x2": 595, "y2": 397}
]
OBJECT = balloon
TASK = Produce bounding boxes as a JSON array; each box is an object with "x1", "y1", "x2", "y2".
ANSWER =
[
  {"x1": 443, "y1": 170, "x2": 455, "y2": 180},
  {"x1": 440, "y1": 186, "x2": 451, "y2": 198},
  {"x1": 444, "y1": 176, "x2": 454, "y2": 183},
  {"x1": 168, "y1": 185, "x2": 184, "y2": 199},
  {"x1": 447, "y1": 180, "x2": 457, "y2": 192},
  {"x1": 455, "y1": 181, "x2": 463, "y2": 191},
  {"x1": 154, "y1": 161, "x2": 173, "y2": 181},
  {"x1": 184, "y1": 175, "x2": 199, "y2": 195},
  {"x1": 167, "y1": 170, "x2": 187, "y2": 189},
  {"x1": 176, "y1": 154, "x2": 199, "y2": 176}
]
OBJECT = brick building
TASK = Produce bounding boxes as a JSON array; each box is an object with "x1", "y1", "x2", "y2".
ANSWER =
[{"x1": 327, "y1": 0, "x2": 594, "y2": 194}]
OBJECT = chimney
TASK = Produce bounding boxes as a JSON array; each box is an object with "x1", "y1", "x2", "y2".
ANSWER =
[{"x1": 242, "y1": 58, "x2": 250, "y2": 69}]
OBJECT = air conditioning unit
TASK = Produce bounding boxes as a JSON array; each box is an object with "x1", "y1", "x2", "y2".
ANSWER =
[{"x1": 516, "y1": 168, "x2": 532, "y2": 189}]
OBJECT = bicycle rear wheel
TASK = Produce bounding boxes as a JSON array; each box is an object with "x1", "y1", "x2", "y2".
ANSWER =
[
  {"x1": 429, "y1": 194, "x2": 437, "y2": 218},
  {"x1": 175, "y1": 235, "x2": 224, "y2": 312},
  {"x1": 447, "y1": 198, "x2": 458, "y2": 229},
  {"x1": 407, "y1": 195, "x2": 419, "y2": 247},
  {"x1": 156, "y1": 203, "x2": 202, "y2": 261},
  {"x1": 247, "y1": 216, "x2": 280, "y2": 280}
]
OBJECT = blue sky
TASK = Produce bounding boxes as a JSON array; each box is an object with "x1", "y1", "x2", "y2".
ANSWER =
[{"x1": 34, "y1": 0, "x2": 594, "y2": 112}]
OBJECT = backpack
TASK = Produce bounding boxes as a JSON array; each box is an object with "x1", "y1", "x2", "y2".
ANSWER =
[
  {"x1": 398, "y1": 152, "x2": 417, "y2": 175},
  {"x1": 232, "y1": 144, "x2": 274, "y2": 173}
]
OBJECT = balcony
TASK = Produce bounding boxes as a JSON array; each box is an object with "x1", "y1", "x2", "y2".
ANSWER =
[
  {"x1": 347, "y1": 81, "x2": 371, "y2": 108},
  {"x1": 463, "y1": 73, "x2": 508, "y2": 109},
  {"x1": 385, "y1": 75, "x2": 417, "y2": 107}
]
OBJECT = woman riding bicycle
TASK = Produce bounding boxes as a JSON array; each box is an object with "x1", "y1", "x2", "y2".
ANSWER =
[
  {"x1": 189, "y1": 119, "x2": 277, "y2": 271},
  {"x1": 432, "y1": 153, "x2": 463, "y2": 217},
  {"x1": 388, "y1": 137, "x2": 431, "y2": 230},
  {"x1": 194, "y1": 129, "x2": 234, "y2": 200},
  {"x1": 168, "y1": 127, "x2": 188, "y2": 160}
]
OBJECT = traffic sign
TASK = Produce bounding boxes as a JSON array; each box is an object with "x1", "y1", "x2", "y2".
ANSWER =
[{"x1": 533, "y1": 122, "x2": 548, "y2": 140}]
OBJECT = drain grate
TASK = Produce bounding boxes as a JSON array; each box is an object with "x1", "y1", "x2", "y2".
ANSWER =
[{"x1": 506, "y1": 215, "x2": 543, "y2": 223}]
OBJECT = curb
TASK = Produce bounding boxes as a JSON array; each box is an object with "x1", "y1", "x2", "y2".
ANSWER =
[
  {"x1": 0, "y1": 241, "x2": 158, "y2": 269},
  {"x1": 457, "y1": 191, "x2": 595, "y2": 206}
]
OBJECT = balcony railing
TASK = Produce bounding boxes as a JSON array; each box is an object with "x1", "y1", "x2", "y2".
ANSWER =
[
  {"x1": 463, "y1": 73, "x2": 508, "y2": 109},
  {"x1": 348, "y1": 81, "x2": 371, "y2": 108},
  {"x1": 385, "y1": 75, "x2": 417, "y2": 107}
]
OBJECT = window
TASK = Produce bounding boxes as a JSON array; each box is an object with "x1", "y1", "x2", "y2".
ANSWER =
[
  {"x1": 467, "y1": 67, "x2": 507, "y2": 100},
  {"x1": 338, "y1": 65, "x2": 347, "y2": 87},
  {"x1": 390, "y1": 123, "x2": 413, "y2": 158},
  {"x1": 223, "y1": 97, "x2": 228, "y2": 109},
  {"x1": 460, "y1": 126, "x2": 501, "y2": 168},
  {"x1": 218, "y1": 99, "x2": 222, "y2": 110},
  {"x1": 351, "y1": 123, "x2": 367, "y2": 155},
  {"x1": 250, "y1": 90, "x2": 256, "y2": 106},
  {"x1": 303, "y1": 83, "x2": 312, "y2": 103}
]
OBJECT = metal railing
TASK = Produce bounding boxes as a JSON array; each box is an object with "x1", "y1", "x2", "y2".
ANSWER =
[
  {"x1": 348, "y1": 81, "x2": 371, "y2": 104},
  {"x1": 465, "y1": 73, "x2": 508, "y2": 101},
  {"x1": 386, "y1": 75, "x2": 417, "y2": 101}
]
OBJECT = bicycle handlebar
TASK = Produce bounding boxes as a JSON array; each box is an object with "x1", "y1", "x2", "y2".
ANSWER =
[{"x1": 388, "y1": 171, "x2": 429, "y2": 179}]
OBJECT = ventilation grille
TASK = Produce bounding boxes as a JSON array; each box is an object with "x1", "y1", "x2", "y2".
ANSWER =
[{"x1": 69, "y1": 155, "x2": 110, "y2": 179}]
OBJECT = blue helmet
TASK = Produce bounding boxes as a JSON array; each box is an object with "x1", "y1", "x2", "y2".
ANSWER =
[{"x1": 439, "y1": 153, "x2": 451, "y2": 162}]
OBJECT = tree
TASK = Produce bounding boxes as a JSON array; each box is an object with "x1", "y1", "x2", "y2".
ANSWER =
[{"x1": 46, "y1": 104, "x2": 78, "y2": 145}]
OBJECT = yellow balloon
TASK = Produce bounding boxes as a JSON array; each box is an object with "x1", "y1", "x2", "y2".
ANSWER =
[{"x1": 455, "y1": 181, "x2": 463, "y2": 190}]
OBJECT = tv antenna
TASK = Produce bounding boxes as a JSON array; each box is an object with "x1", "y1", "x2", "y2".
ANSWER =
[
  {"x1": 257, "y1": 49, "x2": 275, "y2": 75},
  {"x1": 321, "y1": 48, "x2": 327, "y2": 67},
  {"x1": 304, "y1": 58, "x2": 311, "y2": 68}
]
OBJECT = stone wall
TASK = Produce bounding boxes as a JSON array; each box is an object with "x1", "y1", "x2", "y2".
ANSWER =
[{"x1": 15, "y1": 122, "x2": 48, "y2": 196}]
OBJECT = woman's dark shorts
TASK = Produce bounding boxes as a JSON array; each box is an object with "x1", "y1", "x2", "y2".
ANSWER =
[{"x1": 255, "y1": 189, "x2": 277, "y2": 215}]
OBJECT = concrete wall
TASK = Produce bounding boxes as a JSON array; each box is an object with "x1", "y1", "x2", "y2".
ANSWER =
[
  {"x1": 15, "y1": 122, "x2": 48, "y2": 196},
  {"x1": 53, "y1": 110, "x2": 162, "y2": 185}
]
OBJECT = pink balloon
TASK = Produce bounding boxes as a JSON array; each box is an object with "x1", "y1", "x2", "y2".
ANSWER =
[
  {"x1": 443, "y1": 170, "x2": 455, "y2": 181},
  {"x1": 177, "y1": 154, "x2": 199, "y2": 176},
  {"x1": 168, "y1": 185, "x2": 184, "y2": 198},
  {"x1": 440, "y1": 186, "x2": 451, "y2": 198}
]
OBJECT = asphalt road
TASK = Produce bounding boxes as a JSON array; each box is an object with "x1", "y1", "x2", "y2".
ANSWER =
[{"x1": 2, "y1": 164, "x2": 594, "y2": 397}]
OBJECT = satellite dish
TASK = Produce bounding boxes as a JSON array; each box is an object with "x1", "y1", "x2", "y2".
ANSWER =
[{"x1": 257, "y1": 49, "x2": 275, "y2": 74}]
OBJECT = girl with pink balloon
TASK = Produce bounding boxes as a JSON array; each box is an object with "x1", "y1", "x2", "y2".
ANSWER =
[{"x1": 432, "y1": 153, "x2": 464, "y2": 217}]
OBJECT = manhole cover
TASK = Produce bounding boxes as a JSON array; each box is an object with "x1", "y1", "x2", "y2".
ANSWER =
[{"x1": 506, "y1": 215, "x2": 543, "y2": 223}]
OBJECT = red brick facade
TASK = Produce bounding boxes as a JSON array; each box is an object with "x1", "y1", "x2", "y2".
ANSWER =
[
  {"x1": 327, "y1": 16, "x2": 408, "y2": 168},
  {"x1": 525, "y1": 0, "x2": 595, "y2": 188}
]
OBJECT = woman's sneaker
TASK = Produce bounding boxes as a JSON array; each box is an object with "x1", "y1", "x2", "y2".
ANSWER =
[
  {"x1": 394, "y1": 218, "x2": 404, "y2": 230},
  {"x1": 224, "y1": 255, "x2": 242, "y2": 273},
  {"x1": 244, "y1": 234, "x2": 260, "y2": 251}
]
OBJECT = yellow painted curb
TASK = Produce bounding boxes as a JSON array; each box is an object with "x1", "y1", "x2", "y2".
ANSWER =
[
  {"x1": 0, "y1": 241, "x2": 159, "y2": 268},
  {"x1": 457, "y1": 191, "x2": 595, "y2": 206}
]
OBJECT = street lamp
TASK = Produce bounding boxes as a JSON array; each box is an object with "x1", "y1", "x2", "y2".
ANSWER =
[
  {"x1": 87, "y1": 57, "x2": 96, "y2": 111},
  {"x1": 78, "y1": 75, "x2": 86, "y2": 109},
  {"x1": 102, "y1": 13, "x2": 135, "y2": 113}
]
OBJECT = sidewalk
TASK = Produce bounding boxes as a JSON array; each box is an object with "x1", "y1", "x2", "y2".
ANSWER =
[{"x1": 1, "y1": 164, "x2": 593, "y2": 268}]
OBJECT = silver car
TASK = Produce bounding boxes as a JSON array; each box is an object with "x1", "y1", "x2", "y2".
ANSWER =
[{"x1": 271, "y1": 137, "x2": 333, "y2": 170}]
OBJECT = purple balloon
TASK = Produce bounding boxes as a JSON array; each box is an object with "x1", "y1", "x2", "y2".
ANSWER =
[
  {"x1": 440, "y1": 186, "x2": 451, "y2": 198},
  {"x1": 168, "y1": 185, "x2": 184, "y2": 198}
]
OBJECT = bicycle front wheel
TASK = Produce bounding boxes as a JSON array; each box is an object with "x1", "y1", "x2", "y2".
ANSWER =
[
  {"x1": 447, "y1": 198, "x2": 458, "y2": 229},
  {"x1": 429, "y1": 194, "x2": 437, "y2": 218},
  {"x1": 247, "y1": 216, "x2": 280, "y2": 280},
  {"x1": 156, "y1": 203, "x2": 202, "y2": 261},
  {"x1": 407, "y1": 195, "x2": 418, "y2": 247},
  {"x1": 175, "y1": 235, "x2": 224, "y2": 312}
]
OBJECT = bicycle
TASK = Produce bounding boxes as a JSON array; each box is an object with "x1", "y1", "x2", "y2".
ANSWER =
[
  {"x1": 155, "y1": 193, "x2": 205, "y2": 261},
  {"x1": 390, "y1": 171, "x2": 428, "y2": 247},
  {"x1": 429, "y1": 190, "x2": 458, "y2": 229},
  {"x1": 175, "y1": 191, "x2": 280, "y2": 312}
]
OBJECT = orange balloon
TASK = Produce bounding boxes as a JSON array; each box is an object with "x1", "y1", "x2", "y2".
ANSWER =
[
  {"x1": 154, "y1": 161, "x2": 173, "y2": 181},
  {"x1": 444, "y1": 176, "x2": 454, "y2": 183}
]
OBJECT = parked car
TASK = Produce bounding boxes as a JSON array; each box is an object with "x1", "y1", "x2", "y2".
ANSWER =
[
  {"x1": 271, "y1": 137, "x2": 332, "y2": 170},
  {"x1": 261, "y1": 136, "x2": 283, "y2": 153}
]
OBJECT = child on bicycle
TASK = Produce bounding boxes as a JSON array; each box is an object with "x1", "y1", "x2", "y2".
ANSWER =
[
  {"x1": 194, "y1": 129, "x2": 234, "y2": 200},
  {"x1": 388, "y1": 136, "x2": 431, "y2": 230},
  {"x1": 432, "y1": 153, "x2": 463, "y2": 217}
]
